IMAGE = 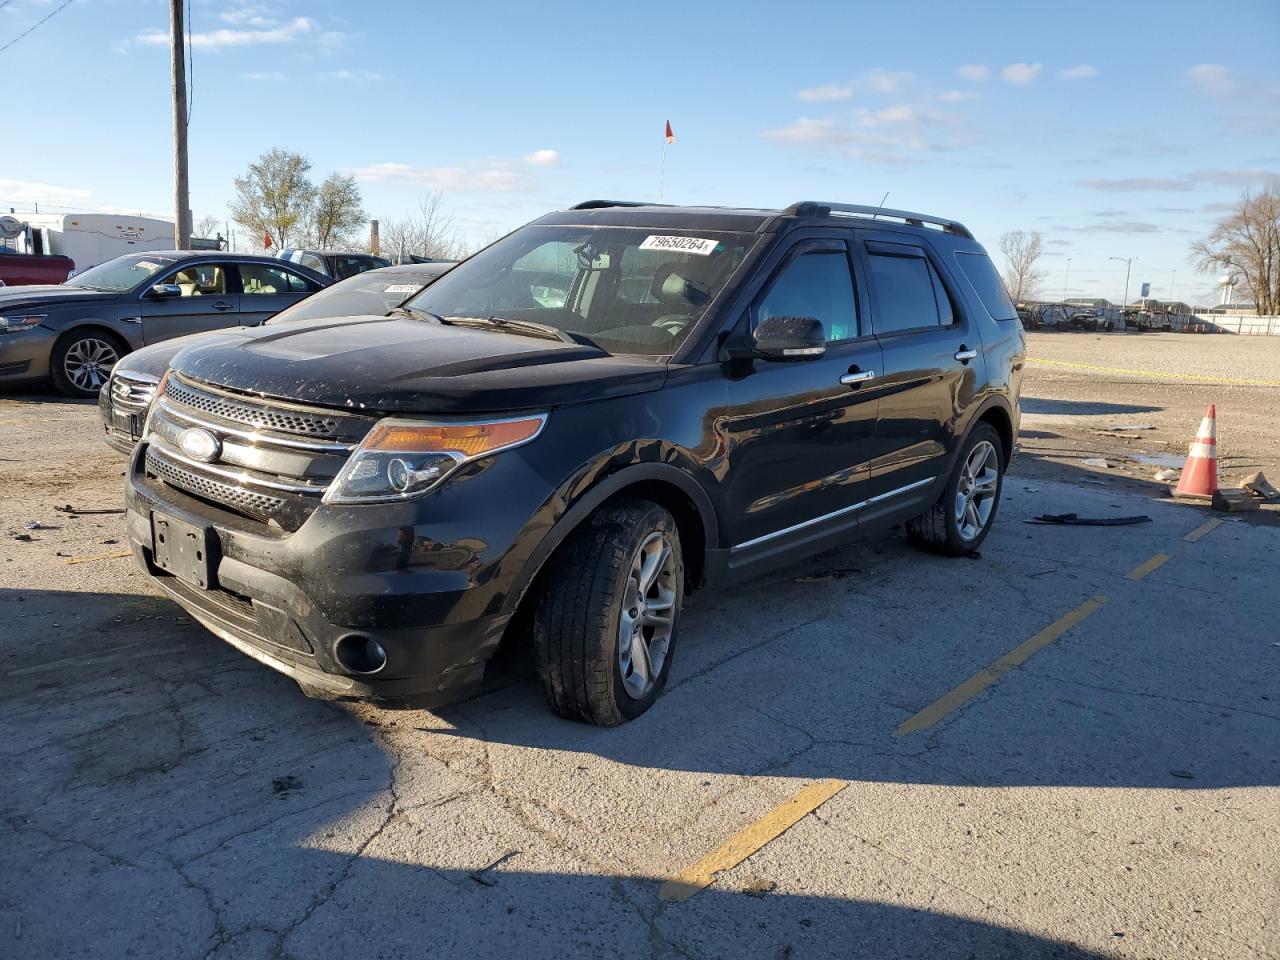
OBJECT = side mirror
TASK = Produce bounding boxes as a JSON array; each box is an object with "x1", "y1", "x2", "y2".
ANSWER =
[
  {"x1": 751, "y1": 315, "x2": 826, "y2": 361},
  {"x1": 149, "y1": 283, "x2": 182, "y2": 299}
]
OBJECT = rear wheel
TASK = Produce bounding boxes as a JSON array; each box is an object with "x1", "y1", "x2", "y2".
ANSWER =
[
  {"x1": 533, "y1": 499, "x2": 684, "y2": 725},
  {"x1": 51, "y1": 330, "x2": 124, "y2": 398},
  {"x1": 907, "y1": 423, "x2": 1005, "y2": 555}
]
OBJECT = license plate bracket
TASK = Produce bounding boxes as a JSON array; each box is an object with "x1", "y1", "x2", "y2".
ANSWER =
[{"x1": 151, "y1": 512, "x2": 216, "y2": 590}]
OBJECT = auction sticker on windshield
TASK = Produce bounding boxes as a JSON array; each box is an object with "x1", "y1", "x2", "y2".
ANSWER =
[{"x1": 639, "y1": 236, "x2": 718, "y2": 256}]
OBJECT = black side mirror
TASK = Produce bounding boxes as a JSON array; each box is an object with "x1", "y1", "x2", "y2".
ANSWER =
[
  {"x1": 751, "y1": 315, "x2": 826, "y2": 361},
  {"x1": 149, "y1": 283, "x2": 182, "y2": 299}
]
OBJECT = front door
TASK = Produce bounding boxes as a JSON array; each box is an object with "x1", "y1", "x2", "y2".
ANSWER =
[
  {"x1": 855, "y1": 234, "x2": 983, "y2": 518},
  {"x1": 721, "y1": 236, "x2": 885, "y2": 563},
  {"x1": 140, "y1": 261, "x2": 237, "y2": 344},
  {"x1": 235, "y1": 262, "x2": 321, "y2": 326}
]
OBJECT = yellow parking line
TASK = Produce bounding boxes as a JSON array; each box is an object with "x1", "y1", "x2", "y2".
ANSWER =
[
  {"x1": 1126, "y1": 553, "x2": 1170, "y2": 581},
  {"x1": 1027, "y1": 357, "x2": 1280, "y2": 387},
  {"x1": 658, "y1": 778, "x2": 847, "y2": 902},
  {"x1": 895, "y1": 596, "x2": 1106, "y2": 736},
  {"x1": 1183, "y1": 518, "x2": 1224, "y2": 542}
]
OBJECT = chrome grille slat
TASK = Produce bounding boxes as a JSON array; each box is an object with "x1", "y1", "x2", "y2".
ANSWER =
[
  {"x1": 110, "y1": 373, "x2": 158, "y2": 410},
  {"x1": 146, "y1": 447, "x2": 286, "y2": 521},
  {"x1": 165, "y1": 377, "x2": 347, "y2": 437}
]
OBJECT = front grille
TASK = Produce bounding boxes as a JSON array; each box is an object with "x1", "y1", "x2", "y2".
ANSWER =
[
  {"x1": 110, "y1": 373, "x2": 158, "y2": 410},
  {"x1": 146, "y1": 447, "x2": 286, "y2": 522},
  {"x1": 165, "y1": 377, "x2": 343, "y2": 436}
]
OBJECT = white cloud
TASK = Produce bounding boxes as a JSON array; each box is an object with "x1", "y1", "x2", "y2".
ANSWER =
[
  {"x1": 1076, "y1": 169, "x2": 1279, "y2": 192},
  {"x1": 0, "y1": 177, "x2": 93, "y2": 205},
  {"x1": 957, "y1": 64, "x2": 989, "y2": 82},
  {"x1": 241, "y1": 71, "x2": 285, "y2": 82},
  {"x1": 860, "y1": 69, "x2": 913, "y2": 94},
  {"x1": 762, "y1": 103, "x2": 976, "y2": 163},
  {"x1": 347, "y1": 162, "x2": 533, "y2": 193},
  {"x1": 937, "y1": 89, "x2": 978, "y2": 103},
  {"x1": 135, "y1": 16, "x2": 313, "y2": 51},
  {"x1": 523, "y1": 149, "x2": 560, "y2": 167},
  {"x1": 797, "y1": 83, "x2": 854, "y2": 102},
  {"x1": 1059, "y1": 64, "x2": 1098, "y2": 80},
  {"x1": 1187, "y1": 63, "x2": 1235, "y2": 94},
  {"x1": 318, "y1": 69, "x2": 382, "y2": 83},
  {"x1": 1001, "y1": 62, "x2": 1043, "y2": 85}
]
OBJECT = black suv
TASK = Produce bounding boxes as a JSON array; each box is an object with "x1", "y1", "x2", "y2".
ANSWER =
[{"x1": 125, "y1": 201, "x2": 1024, "y2": 725}]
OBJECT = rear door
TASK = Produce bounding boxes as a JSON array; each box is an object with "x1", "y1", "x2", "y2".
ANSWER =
[
  {"x1": 721, "y1": 233, "x2": 885, "y2": 561},
  {"x1": 235, "y1": 262, "x2": 322, "y2": 326},
  {"x1": 854, "y1": 233, "x2": 983, "y2": 517},
  {"x1": 140, "y1": 260, "x2": 238, "y2": 344}
]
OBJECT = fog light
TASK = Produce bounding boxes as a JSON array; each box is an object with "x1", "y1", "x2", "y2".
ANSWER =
[{"x1": 334, "y1": 634, "x2": 387, "y2": 674}]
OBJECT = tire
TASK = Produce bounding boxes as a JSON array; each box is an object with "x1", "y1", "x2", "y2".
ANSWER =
[
  {"x1": 907, "y1": 423, "x2": 1005, "y2": 555},
  {"x1": 50, "y1": 329, "x2": 125, "y2": 399},
  {"x1": 532, "y1": 499, "x2": 685, "y2": 725}
]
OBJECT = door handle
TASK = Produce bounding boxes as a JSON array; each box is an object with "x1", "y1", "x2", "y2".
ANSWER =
[
  {"x1": 212, "y1": 301, "x2": 234, "y2": 312},
  {"x1": 954, "y1": 347, "x2": 978, "y2": 363},
  {"x1": 840, "y1": 369, "x2": 877, "y2": 386}
]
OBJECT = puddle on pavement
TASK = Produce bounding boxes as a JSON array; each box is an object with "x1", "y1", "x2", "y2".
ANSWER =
[{"x1": 1132, "y1": 453, "x2": 1187, "y2": 469}]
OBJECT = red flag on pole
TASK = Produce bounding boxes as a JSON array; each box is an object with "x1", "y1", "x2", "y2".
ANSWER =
[
  {"x1": 665, "y1": 120, "x2": 675, "y2": 145},
  {"x1": 262, "y1": 230, "x2": 274, "y2": 249}
]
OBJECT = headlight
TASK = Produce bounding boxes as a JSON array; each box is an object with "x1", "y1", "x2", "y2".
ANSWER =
[
  {"x1": 0, "y1": 314, "x2": 46, "y2": 334},
  {"x1": 323, "y1": 413, "x2": 548, "y2": 504}
]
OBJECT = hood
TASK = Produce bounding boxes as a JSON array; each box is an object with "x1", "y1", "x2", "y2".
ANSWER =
[
  {"x1": 0, "y1": 285, "x2": 117, "y2": 309},
  {"x1": 170, "y1": 315, "x2": 668, "y2": 414},
  {"x1": 115, "y1": 327, "x2": 246, "y2": 380}
]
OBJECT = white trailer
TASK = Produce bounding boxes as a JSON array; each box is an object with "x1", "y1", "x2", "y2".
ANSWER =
[{"x1": 9, "y1": 214, "x2": 175, "y2": 273}]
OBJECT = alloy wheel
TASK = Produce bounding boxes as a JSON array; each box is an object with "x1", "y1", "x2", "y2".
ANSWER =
[
  {"x1": 617, "y1": 531, "x2": 677, "y2": 699},
  {"x1": 954, "y1": 440, "x2": 999, "y2": 541},
  {"x1": 64, "y1": 337, "x2": 119, "y2": 393}
]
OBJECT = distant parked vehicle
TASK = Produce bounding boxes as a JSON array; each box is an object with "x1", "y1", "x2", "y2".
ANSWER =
[
  {"x1": 3, "y1": 213, "x2": 175, "y2": 273},
  {"x1": 0, "y1": 251, "x2": 329, "y2": 398},
  {"x1": 1069, "y1": 310, "x2": 1114, "y2": 332},
  {"x1": 0, "y1": 251, "x2": 76, "y2": 286},
  {"x1": 99, "y1": 262, "x2": 453, "y2": 453},
  {"x1": 279, "y1": 249, "x2": 391, "y2": 280}
]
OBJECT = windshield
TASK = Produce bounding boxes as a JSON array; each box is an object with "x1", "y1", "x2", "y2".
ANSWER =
[
  {"x1": 67, "y1": 254, "x2": 178, "y2": 292},
  {"x1": 405, "y1": 225, "x2": 757, "y2": 355},
  {"x1": 267, "y1": 268, "x2": 448, "y2": 325}
]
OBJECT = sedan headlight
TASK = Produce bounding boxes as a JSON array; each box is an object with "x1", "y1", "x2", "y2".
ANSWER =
[
  {"x1": 323, "y1": 413, "x2": 548, "y2": 504},
  {"x1": 0, "y1": 314, "x2": 46, "y2": 334}
]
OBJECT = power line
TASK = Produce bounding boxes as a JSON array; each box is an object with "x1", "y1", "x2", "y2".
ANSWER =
[{"x1": 0, "y1": 0, "x2": 74, "y2": 55}]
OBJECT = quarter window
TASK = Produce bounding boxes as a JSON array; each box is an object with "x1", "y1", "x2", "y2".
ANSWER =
[
  {"x1": 867, "y1": 244, "x2": 954, "y2": 334},
  {"x1": 757, "y1": 249, "x2": 858, "y2": 342}
]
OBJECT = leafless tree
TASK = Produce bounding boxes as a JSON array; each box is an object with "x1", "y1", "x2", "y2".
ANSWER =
[
  {"x1": 308, "y1": 174, "x2": 366, "y2": 249},
  {"x1": 999, "y1": 230, "x2": 1047, "y2": 302},
  {"x1": 1191, "y1": 187, "x2": 1280, "y2": 316},
  {"x1": 377, "y1": 192, "x2": 466, "y2": 262},
  {"x1": 192, "y1": 214, "x2": 222, "y2": 241},
  {"x1": 229, "y1": 148, "x2": 317, "y2": 250}
]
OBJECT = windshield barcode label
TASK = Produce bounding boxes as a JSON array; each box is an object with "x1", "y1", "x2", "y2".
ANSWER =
[{"x1": 639, "y1": 236, "x2": 718, "y2": 256}]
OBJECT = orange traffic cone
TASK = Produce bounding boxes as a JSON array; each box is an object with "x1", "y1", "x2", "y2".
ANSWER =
[{"x1": 1174, "y1": 404, "x2": 1218, "y2": 500}]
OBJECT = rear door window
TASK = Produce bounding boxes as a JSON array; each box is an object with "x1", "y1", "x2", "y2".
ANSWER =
[{"x1": 865, "y1": 242, "x2": 953, "y2": 335}]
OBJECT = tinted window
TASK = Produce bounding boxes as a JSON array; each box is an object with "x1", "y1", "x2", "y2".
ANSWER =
[
  {"x1": 955, "y1": 251, "x2": 1018, "y2": 320},
  {"x1": 867, "y1": 245, "x2": 950, "y2": 334},
  {"x1": 240, "y1": 263, "x2": 304, "y2": 295},
  {"x1": 160, "y1": 263, "x2": 226, "y2": 297},
  {"x1": 758, "y1": 249, "x2": 858, "y2": 342}
]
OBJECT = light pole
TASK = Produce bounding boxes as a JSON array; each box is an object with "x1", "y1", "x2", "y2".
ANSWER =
[
  {"x1": 1109, "y1": 256, "x2": 1134, "y2": 312},
  {"x1": 1063, "y1": 257, "x2": 1072, "y2": 304}
]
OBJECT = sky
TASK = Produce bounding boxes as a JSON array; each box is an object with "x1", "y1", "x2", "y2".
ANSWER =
[{"x1": 2, "y1": 0, "x2": 1278, "y2": 305}]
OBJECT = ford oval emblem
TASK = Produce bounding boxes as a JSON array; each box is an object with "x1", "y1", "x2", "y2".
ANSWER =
[{"x1": 178, "y1": 427, "x2": 221, "y2": 463}]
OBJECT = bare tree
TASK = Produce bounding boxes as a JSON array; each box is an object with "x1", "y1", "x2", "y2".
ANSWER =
[
  {"x1": 1191, "y1": 187, "x2": 1280, "y2": 316},
  {"x1": 229, "y1": 148, "x2": 317, "y2": 250},
  {"x1": 999, "y1": 230, "x2": 1047, "y2": 301},
  {"x1": 377, "y1": 192, "x2": 465, "y2": 262},
  {"x1": 192, "y1": 214, "x2": 222, "y2": 241},
  {"x1": 309, "y1": 174, "x2": 366, "y2": 249}
]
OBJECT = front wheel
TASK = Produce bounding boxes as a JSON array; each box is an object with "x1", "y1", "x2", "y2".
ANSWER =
[
  {"x1": 907, "y1": 423, "x2": 1005, "y2": 555},
  {"x1": 51, "y1": 330, "x2": 123, "y2": 398},
  {"x1": 533, "y1": 499, "x2": 684, "y2": 725}
]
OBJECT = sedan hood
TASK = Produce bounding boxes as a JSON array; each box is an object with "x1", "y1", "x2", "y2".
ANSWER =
[
  {"x1": 0, "y1": 285, "x2": 117, "y2": 310},
  {"x1": 170, "y1": 315, "x2": 668, "y2": 414}
]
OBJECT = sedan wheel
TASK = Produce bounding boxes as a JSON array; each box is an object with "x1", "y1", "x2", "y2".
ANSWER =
[{"x1": 55, "y1": 334, "x2": 121, "y2": 397}]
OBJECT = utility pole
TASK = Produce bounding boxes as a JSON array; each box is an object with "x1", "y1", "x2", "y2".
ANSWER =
[
  {"x1": 170, "y1": 0, "x2": 192, "y2": 249},
  {"x1": 1109, "y1": 255, "x2": 1134, "y2": 311},
  {"x1": 1063, "y1": 257, "x2": 1071, "y2": 303}
]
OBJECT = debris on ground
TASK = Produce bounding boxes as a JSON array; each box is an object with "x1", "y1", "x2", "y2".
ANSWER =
[
  {"x1": 271, "y1": 775, "x2": 304, "y2": 795},
  {"x1": 1241, "y1": 471, "x2": 1280, "y2": 501},
  {"x1": 1170, "y1": 770, "x2": 1195, "y2": 780},
  {"x1": 742, "y1": 878, "x2": 778, "y2": 898},
  {"x1": 52, "y1": 504, "x2": 126, "y2": 516},
  {"x1": 1154, "y1": 468, "x2": 1180, "y2": 482},
  {"x1": 24, "y1": 520, "x2": 59, "y2": 531},
  {"x1": 469, "y1": 851, "x2": 521, "y2": 887},
  {"x1": 1081, "y1": 458, "x2": 1112, "y2": 468},
  {"x1": 1026, "y1": 513, "x2": 1152, "y2": 526},
  {"x1": 795, "y1": 568, "x2": 862, "y2": 583},
  {"x1": 1103, "y1": 424, "x2": 1156, "y2": 432},
  {"x1": 12, "y1": 533, "x2": 34, "y2": 542},
  {"x1": 1212, "y1": 489, "x2": 1260, "y2": 513},
  {"x1": 64, "y1": 549, "x2": 133, "y2": 565}
]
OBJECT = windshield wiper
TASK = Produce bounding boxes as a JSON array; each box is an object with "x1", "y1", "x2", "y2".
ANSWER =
[
  {"x1": 443, "y1": 315, "x2": 579, "y2": 345},
  {"x1": 388, "y1": 304, "x2": 445, "y2": 324}
]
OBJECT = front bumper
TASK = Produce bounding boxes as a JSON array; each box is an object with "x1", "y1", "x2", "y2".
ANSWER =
[
  {"x1": 124, "y1": 442, "x2": 545, "y2": 704},
  {"x1": 0, "y1": 327, "x2": 55, "y2": 382}
]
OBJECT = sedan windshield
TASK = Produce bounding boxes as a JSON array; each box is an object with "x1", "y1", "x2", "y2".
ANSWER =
[
  {"x1": 268, "y1": 268, "x2": 449, "y2": 324},
  {"x1": 68, "y1": 254, "x2": 178, "y2": 292},
  {"x1": 405, "y1": 225, "x2": 757, "y2": 355}
]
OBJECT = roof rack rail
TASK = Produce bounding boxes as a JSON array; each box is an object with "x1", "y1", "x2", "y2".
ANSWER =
[
  {"x1": 569, "y1": 200, "x2": 664, "y2": 210},
  {"x1": 783, "y1": 201, "x2": 973, "y2": 239}
]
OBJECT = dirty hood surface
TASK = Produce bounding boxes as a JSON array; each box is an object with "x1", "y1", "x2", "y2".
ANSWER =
[{"x1": 169, "y1": 315, "x2": 668, "y2": 414}]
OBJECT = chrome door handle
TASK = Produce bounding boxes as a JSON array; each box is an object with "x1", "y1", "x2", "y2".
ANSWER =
[
  {"x1": 212, "y1": 301, "x2": 234, "y2": 312},
  {"x1": 954, "y1": 348, "x2": 978, "y2": 362},
  {"x1": 840, "y1": 370, "x2": 877, "y2": 385}
]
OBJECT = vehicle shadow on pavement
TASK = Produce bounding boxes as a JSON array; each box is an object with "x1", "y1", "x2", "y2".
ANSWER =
[
  {"x1": 0, "y1": 587, "x2": 1116, "y2": 959},
  {"x1": 1021, "y1": 397, "x2": 1162, "y2": 416}
]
